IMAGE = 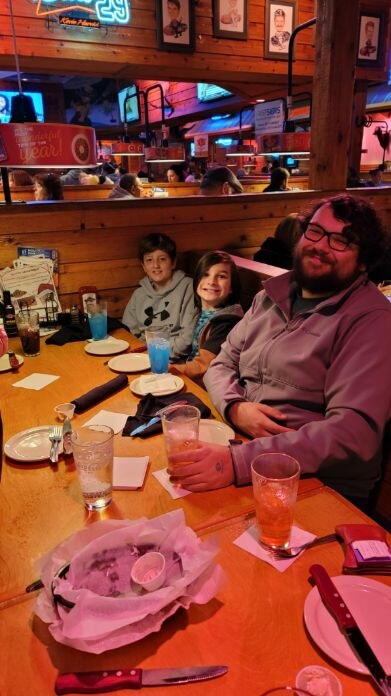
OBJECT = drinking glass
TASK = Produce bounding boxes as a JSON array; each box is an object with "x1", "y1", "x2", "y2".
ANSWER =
[
  {"x1": 71, "y1": 424, "x2": 114, "y2": 510},
  {"x1": 15, "y1": 310, "x2": 40, "y2": 356},
  {"x1": 162, "y1": 405, "x2": 200, "y2": 468},
  {"x1": 87, "y1": 300, "x2": 107, "y2": 340},
  {"x1": 251, "y1": 453, "x2": 300, "y2": 549},
  {"x1": 145, "y1": 325, "x2": 170, "y2": 374}
]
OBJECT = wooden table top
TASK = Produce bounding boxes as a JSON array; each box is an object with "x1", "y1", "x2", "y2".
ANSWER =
[{"x1": 1, "y1": 329, "x2": 389, "y2": 696}]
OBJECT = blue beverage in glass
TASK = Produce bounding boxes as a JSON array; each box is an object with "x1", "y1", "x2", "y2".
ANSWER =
[
  {"x1": 148, "y1": 338, "x2": 170, "y2": 374},
  {"x1": 88, "y1": 312, "x2": 107, "y2": 340}
]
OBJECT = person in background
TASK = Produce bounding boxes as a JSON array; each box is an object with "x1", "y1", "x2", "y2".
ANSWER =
[
  {"x1": 79, "y1": 168, "x2": 114, "y2": 185},
  {"x1": 8, "y1": 169, "x2": 34, "y2": 187},
  {"x1": 253, "y1": 214, "x2": 303, "y2": 269},
  {"x1": 175, "y1": 251, "x2": 243, "y2": 385},
  {"x1": 262, "y1": 166, "x2": 290, "y2": 192},
  {"x1": 137, "y1": 165, "x2": 155, "y2": 183},
  {"x1": 166, "y1": 165, "x2": 185, "y2": 183},
  {"x1": 167, "y1": 194, "x2": 391, "y2": 511},
  {"x1": 33, "y1": 173, "x2": 64, "y2": 201},
  {"x1": 60, "y1": 169, "x2": 81, "y2": 186},
  {"x1": 101, "y1": 162, "x2": 120, "y2": 184},
  {"x1": 200, "y1": 166, "x2": 243, "y2": 196},
  {"x1": 108, "y1": 173, "x2": 152, "y2": 199},
  {"x1": 122, "y1": 232, "x2": 197, "y2": 361}
]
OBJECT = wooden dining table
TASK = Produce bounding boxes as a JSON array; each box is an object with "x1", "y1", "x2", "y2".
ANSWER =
[{"x1": 0, "y1": 328, "x2": 390, "y2": 696}]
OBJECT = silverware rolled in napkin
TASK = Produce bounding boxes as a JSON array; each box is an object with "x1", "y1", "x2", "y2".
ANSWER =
[
  {"x1": 55, "y1": 665, "x2": 228, "y2": 694},
  {"x1": 129, "y1": 400, "x2": 188, "y2": 437}
]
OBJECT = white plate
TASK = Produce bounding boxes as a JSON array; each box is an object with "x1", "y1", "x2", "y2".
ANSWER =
[
  {"x1": 84, "y1": 339, "x2": 129, "y2": 356},
  {"x1": 108, "y1": 353, "x2": 150, "y2": 373},
  {"x1": 0, "y1": 353, "x2": 24, "y2": 372},
  {"x1": 130, "y1": 374, "x2": 184, "y2": 397},
  {"x1": 4, "y1": 426, "x2": 64, "y2": 463},
  {"x1": 304, "y1": 575, "x2": 391, "y2": 674},
  {"x1": 199, "y1": 419, "x2": 234, "y2": 446}
]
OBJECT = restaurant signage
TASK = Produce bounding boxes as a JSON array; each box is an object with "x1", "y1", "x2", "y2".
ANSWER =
[
  {"x1": 144, "y1": 146, "x2": 185, "y2": 163},
  {"x1": 256, "y1": 131, "x2": 310, "y2": 153},
  {"x1": 111, "y1": 141, "x2": 144, "y2": 156},
  {"x1": 0, "y1": 123, "x2": 97, "y2": 168},
  {"x1": 194, "y1": 135, "x2": 209, "y2": 158},
  {"x1": 36, "y1": 0, "x2": 130, "y2": 25},
  {"x1": 254, "y1": 99, "x2": 285, "y2": 136}
]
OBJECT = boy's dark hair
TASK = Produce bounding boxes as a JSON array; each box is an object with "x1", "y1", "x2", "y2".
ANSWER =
[
  {"x1": 200, "y1": 166, "x2": 243, "y2": 194},
  {"x1": 270, "y1": 167, "x2": 289, "y2": 188},
  {"x1": 119, "y1": 173, "x2": 138, "y2": 192},
  {"x1": 138, "y1": 232, "x2": 177, "y2": 262},
  {"x1": 193, "y1": 250, "x2": 241, "y2": 310}
]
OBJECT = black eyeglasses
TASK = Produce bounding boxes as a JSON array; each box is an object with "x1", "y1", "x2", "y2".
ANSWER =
[{"x1": 303, "y1": 223, "x2": 355, "y2": 252}]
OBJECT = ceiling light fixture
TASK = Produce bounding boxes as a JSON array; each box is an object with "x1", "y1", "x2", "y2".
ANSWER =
[{"x1": 0, "y1": 0, "x2": 97, "y2": 205}]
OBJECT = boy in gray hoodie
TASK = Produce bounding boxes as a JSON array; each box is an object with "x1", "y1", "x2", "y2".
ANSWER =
[{"x1": 122, "y1": 232, "x2": 197, "y2": 361}]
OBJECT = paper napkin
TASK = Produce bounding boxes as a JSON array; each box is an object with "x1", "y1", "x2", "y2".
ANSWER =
[
  {"x1": 140, "y1": 374, "x2": 179, "y2": 394},
  {"x1": 153, "y1": 468, "x2": 191, "y2": 499},
  {"x1": 12, "y1": 373, "x2": 59, "y2": 390},
  {"x1": 234, "y1": 524, "x2": 316, "y2": 572},
  {"x1": 113, "y1": 456, "x2": 149, "y2": 490},
  {"x1": 83, "y1": 409, "x2": 129, "y2": 434}
]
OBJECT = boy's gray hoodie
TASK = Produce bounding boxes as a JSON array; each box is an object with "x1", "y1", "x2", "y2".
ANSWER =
[{"x1": 122, "y1": 270, "x2": 197, "y2": 360}]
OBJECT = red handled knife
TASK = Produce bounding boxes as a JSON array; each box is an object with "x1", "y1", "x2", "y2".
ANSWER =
[
  {"x1": 55, "y1": 665, "x2": 228, "y2": 694},
  {"x1": 310, "y1": 564, "x2": 391, "y2": 695}
]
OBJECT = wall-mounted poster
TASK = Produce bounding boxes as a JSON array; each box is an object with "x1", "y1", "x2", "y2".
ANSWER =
[
  {"x1": 213, "y1": 0, "x2": 248, "y2": 40},
  {"x1": 156, "y1": 0, "x2": 195, "y2": 52},
  {"x1": 357, "y1": 12, "x2": 386, "y2": 68},
  {"x1": 265, "y1": 0, "x2": 297, "y2": 60}
]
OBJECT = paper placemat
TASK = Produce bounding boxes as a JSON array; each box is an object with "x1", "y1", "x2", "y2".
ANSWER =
[
  {"x1": 113, "y1": 456, "x2": 149, "y2": 490},
  {"x1": 234, "y1": 524, "x2": 316, "y2": 572},
  {"x1": 83, "y1": 409, "x2": 129, "y2": 434},
  {"x1": 153, "y1": 468, "x2": 191, "y2": 499},
  {"x1": 12, "y1": 373, "x2": 59, "y2": 390}
]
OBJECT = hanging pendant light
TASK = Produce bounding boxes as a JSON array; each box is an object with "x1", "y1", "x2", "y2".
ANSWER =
[{"x1": 0, "y1": 0, "x2": 96, "y2": 205}]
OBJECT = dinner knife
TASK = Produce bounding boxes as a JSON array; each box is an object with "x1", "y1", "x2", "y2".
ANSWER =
[
  {"x1": 310, "y1": 564, "x2": 391, "y2": 695},
  {"x1": 129, "y1": 400, "x2": 188, "y2": 437},
  {"x1": 55, "y1": 665, "x2": 228, "y2": 694}
]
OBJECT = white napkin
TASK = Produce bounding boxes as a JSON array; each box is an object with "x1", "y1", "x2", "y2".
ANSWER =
[
  {"x1": 234, "y1": 524, "x2": 316, "y2": 572},
  {"x1": 141, "y1": 374, "x2": 178, "y2": 394},
  {"x1": 86, "y1": 335, "x2": 119, "y2": 344},
  {"x1": 113, "y1": 456, "x2": 149, "y2": 490},
  {"x1": 12, "y1": 373, "x2": 59, "y2": 390},
  {"x1": 153, "y1": 468, "x2": 191, "y2": 499},
  {"x1": 83, "y1": 409, "x2": 129, "y2": 434}
]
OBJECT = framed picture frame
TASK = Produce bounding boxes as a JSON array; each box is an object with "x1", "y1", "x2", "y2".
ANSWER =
[
  {"x1": 156, "y1": 0, "x2": 195, "y2": 52},
  {"x1": 264, "y1": 0, "x2": 297, "y2": 60},
  {"x1": 213, "y1": 0, "x2": 248, "y2": 40},
  {"x1": 357, "y1": 11, "x2": 386, "y2": 68}
]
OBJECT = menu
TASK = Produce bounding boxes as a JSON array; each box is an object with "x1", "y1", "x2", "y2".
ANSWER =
[{"x1": 0, "y1": 255, "x2": 61, "y2": 323}]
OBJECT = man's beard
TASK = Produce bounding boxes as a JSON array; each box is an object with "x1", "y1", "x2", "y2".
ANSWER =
[{"x1": 293, "y1": 249, "x2": 361, "y2": 294}]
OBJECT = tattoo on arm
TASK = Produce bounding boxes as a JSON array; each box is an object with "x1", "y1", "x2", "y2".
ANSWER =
[{"x1": 216, "y1": 460, "x2": 223, "y2": 473}]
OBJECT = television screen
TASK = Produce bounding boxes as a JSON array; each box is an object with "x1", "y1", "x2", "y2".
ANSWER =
[
  {"x1": 0, "y1": 91, "x2": 44, "y2": 123},
  {"x1": 197, "y1": 83, "x2": 232, "y2": 103},
  {"x1": 118, "y1": 84, "x2": 140, "y2": 124}
]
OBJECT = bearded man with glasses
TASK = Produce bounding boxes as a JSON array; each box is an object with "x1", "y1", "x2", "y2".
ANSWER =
[{"x1": 168, "y1": 194, "x2": 391, "y2": 511}]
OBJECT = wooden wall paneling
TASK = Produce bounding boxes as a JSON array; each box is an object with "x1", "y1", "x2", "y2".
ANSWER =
[{"x1": 1, "y1": 189, "x2": 389, "y2": 319}]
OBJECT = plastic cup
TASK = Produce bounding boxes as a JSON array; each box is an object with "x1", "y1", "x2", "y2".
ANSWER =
[
  {"x1": 251, "y1": 453, "x2": 300, "y2": 549},
  {"x1": 131, "y1": 552, "x2": 166, "y2": 592},
  {"x1": 145, "y1": 325, "x2": 170, "y2": 374},
  {"x1": 87, "y1": 301, "x2": 107, "y2": 340},
  {"x1": 15, "y1": 311, "x2": 40, "y2": 357},
  {"x1": 54, "y1": 402, "x2": 76, "y2": 421},
  {"x1": 162, "y1": 405, "x2": 200, "y2": 468},
  {"x1": 71, "y1": 424, "x2": 114, "y2": 511}
]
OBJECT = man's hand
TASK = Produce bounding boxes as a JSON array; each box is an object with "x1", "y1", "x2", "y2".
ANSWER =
[
  {"x1": 228, "y1": 402, "x2": 292, "y2": 438},
  {"x1": 168, "y1": 442, "x2": 234, "y2": 492}
]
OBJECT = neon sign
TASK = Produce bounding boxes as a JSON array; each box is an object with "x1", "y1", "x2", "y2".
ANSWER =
[{"x1": 36, "y1": 0, "x2": 130, "y2": 25}]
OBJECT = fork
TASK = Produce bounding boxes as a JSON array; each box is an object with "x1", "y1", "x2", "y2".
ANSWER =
[
  {"x1": 271, "y1": 532, "x2": 338, "y2": 559},
  {"x1": 49, "y1": 425, "x2": 62, "y2": 464}
]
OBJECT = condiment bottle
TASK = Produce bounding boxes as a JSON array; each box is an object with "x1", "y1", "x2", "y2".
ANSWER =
[
  {"x1": 3, "y1": 291, "x2": 17, "y2": 337},
  {"x1": 62, "y1": 418, "x2": 73, "y2": 455}
]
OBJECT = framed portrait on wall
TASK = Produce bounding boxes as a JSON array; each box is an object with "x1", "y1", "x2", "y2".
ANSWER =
[
  {"x1": 156, "y1": 0, "x2": 195, "y2": 52},
  {"x1": 213, "y1": 0, "x2": 248, "y2": 40},
  {"x1": 265, "y1": 0, "x2": 297, "y2": 60},
  {"x1": 357, "y1": 12, "x2": 386, "y2": 68}
]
